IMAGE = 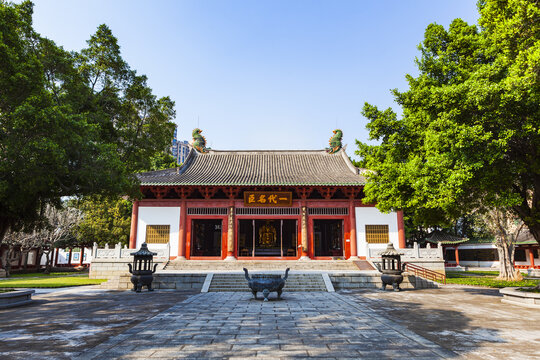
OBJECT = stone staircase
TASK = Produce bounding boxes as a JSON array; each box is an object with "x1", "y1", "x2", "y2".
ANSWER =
[
  {"x1": 163, "y1": 260, "x2": 364, "y2": 271},
  {"x1": 208, "y1": 272, "x2": 328, "y2": 292}
]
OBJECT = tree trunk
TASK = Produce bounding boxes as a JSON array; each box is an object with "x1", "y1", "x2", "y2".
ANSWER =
[
  {"x1": 43, "y1": 250, "x2": 52, "y2": 274},
  {"x1": 4, "y1": 247, "x2": 11, "y2": 278},
  {"x1": 496, "y1": 242, "x2": 522, "y2": 281},
  {"x1": 0, "y1": 219, "x2": 9, "y2": 247},
  {"x1": 22, "y1": 250, "x2": 28, "y2": 271}
]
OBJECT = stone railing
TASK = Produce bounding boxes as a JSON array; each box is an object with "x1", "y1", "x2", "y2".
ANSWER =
[
  {"x1": 368, "y1": 242, "x2": 443, "y2": 260},
  {"x1": 91, "y1": 242, "x2": 170, "y2": 259}
]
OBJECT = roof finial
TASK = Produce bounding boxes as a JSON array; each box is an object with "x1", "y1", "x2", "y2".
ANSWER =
[
  {"x1": 191, "y1": 128, "x2": 210, "y2": 153},
  {"x1": 326, "y1": 129, "x2": 343, "y2": 154}
]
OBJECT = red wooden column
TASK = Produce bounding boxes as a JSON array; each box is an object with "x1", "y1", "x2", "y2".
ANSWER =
[
  {"x1": 178, "y1": 200, "x2": 187, "y2": 259},
  {"x1": 349, "y1": 202, "x2": 358, "y2": 259},
  {"x1": 225, "y1": 204, "x2": 236, "y2": 260},
  {"x1": 455, "y1": 246, "x2": 460, "y2": 267},
  {"x1": 397, "y1": 210, "x2": 406, "y2": 249},
  {"x1": 300, "y1": 205, "x2": 310, "y2": 259},
  {"x1": 529, "y1": 247, "x2": 535, "y2": 268},
  {"x1": 129, "y1": 201, "x2": 139, "y2": 249},
  {"x1": 67, "y1": 248, "x2": 73, "y2": 266},
  {"x1": 54, "y1": 248, "x2": 59, "y2": 266}
]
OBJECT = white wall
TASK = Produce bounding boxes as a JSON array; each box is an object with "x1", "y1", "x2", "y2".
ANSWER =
[
  {"x1": 356, "y1": 207, "x2": 399, "y2": 257},
  {"x1": 137, "y1": 206, "x2": 180, "y2": 257},
  {"x1": 40, "y1": 248, "x2": 93, "y2": 265}
]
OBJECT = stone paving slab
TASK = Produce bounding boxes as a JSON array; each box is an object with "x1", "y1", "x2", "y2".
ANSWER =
[
  {"x1": 75, "y1": 292, "x2": 453, "y2": 359},
  {"x1": 0, "y1": 287, "x2": 196, "y2": 360}
]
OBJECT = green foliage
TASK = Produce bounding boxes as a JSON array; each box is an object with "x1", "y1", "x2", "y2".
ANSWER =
[
  {"x1": 445, "y1": 271, "x2": 539, "y2": 288},
  {"x1": 74, "y1": 196, "x2": 132, "y2": 247},
  {"x1": 148, "y1": 152, "x2": 178, "y2": 171},
  {"x1": 356, "y1": 0, "x2": 540, "y2": 244},
  {"x1": 0, "y1": 2, "x2": 176, "y2": 243},
  {"x1": 0, "y1": 275, "x2": 106, "y2": 288},
  {"x1": 10, "y1": 272, "x2": 86, "y2": 278}
]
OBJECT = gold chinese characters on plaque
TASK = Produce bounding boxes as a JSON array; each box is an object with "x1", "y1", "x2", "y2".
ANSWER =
[{"x1": 243, "y1": 191, "x2": 292, "y2": 207}]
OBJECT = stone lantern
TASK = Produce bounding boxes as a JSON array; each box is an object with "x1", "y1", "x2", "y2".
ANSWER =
[
  {"x1": 128, "y1": 243, "x2": 158, "y2": 292},
  {"x1": 375, "y1": 242, "x2": 406, "y2": 291}
]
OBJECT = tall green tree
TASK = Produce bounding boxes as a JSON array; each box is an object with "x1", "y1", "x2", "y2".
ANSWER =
[
  {"x1": 356, "y1": 1, "x2": 540, "y2": 247},
  {"x1": 0, "y1": 2, "x2": 176, "y2": 244}
]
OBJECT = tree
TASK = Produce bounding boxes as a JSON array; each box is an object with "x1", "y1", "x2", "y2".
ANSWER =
[
  {"x1": 0, "y1": 2, "x2": 175, "y2": 244},
  {"x1": 74, "y1": 196, "x2": 132, "y2": 247},
  {"x1": 477, "y1": 207, "x2": 524, "y2": 281},
  {"x1": 73, "y1": 152, "x2": 178, "y2": 247},
  {"x1": 1, "y1": 205, "x2": 81, "y2": 276},
  {"x1": 356, "y1": 0, "x2": 540, "y2": 251}
]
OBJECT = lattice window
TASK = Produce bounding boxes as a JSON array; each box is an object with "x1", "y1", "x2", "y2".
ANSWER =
[
  {"x1": 308, "y1": 208, "x2": 348, "y2": 215},
  {"x1": 365, "y1": 225, "x2": 389, "y2": 244},
  {"x1": 188, "y1": 208, "x2": 228, "y2": 215},
  {"x1": 146, "y1": 225, "x2": 170, "y2": 244},
  {"x1": 235, "y1": 207, "x2": 300, "y2": 215}
]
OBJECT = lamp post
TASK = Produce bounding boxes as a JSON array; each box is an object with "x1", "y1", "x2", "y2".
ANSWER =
[
  {"x1": 128, "y1": 243, "x2": 158, "y2": 292},
  {"x1": 375, "y1": 242, "x2": 405, "y2": 291}
]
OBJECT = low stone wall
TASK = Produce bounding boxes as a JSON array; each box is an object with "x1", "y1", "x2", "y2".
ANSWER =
[
  {"x1": 500, "y1": 287, "x2": 540, "y2": 308},
  {"x1": 99, "y1": 273, "x2": 206, "y2": 291},
  {"x1": 329, "y1": 272, "x2": 440, "y2": 290},
  {"x1": 0, "y1": 289, "x2": 35, "y2": 309},
  {"x1": 89, "y1": 259, "x2": 167, "y2": 280}
]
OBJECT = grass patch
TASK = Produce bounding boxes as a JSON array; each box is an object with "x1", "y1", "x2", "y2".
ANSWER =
[
  {"x1": 10, "y1": 272, "x2": 87, "y2": 278},
  {"x1": 0, "y1": 276, "x2": 106, "y2": 288},
  {"x1": 518, "y1": 287, "x2": 540, "y2": 293},
  {"x1": 446, "y1": 271, "x2": 540, "y2": 288}
]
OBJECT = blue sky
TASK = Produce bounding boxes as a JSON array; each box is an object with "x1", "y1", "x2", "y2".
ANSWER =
[{"x1": 31, "y1": 0, "x2": 479, "y2": 157}]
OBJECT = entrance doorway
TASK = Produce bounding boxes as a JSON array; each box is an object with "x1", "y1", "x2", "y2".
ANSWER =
[
  {"x1": 191, "y1": 219, "x2": 222, "y2": 257},
  {"x1": 313, "y1": 219, "x2": 343, "y2": 257},
  {"x1": 238, "y1": 219, "x2": 297, "y2": 257}
]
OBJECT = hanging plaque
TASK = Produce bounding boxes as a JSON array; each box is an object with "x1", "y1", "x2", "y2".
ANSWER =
[{"x1": 243, "y1": 191, "x2": 292, "y2": 207}]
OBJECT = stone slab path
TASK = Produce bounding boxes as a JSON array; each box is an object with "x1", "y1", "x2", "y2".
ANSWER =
[{"x1": 76, "y1": 292, "x2": 453, "y2": 359}]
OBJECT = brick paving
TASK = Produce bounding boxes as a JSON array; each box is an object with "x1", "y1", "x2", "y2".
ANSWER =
[
  {"x1": 76, "y1": 292, "x2": 453, "y2": 359},
  {"x1": 2, "y1": 286, "x2": 539, "y2": 359}
]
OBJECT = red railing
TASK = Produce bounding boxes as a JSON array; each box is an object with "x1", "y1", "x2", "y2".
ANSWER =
[
  {"x1": 514, "y1": 265, "x2": 540, "y2": 269},
  {"x1": 404, "y1": 262, "x2": 446, "y2": 284}
]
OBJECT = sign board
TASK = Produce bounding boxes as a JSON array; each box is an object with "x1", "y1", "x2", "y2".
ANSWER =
[{"x1": 243, "y1": 191, "x2": 293, "y2": 207}]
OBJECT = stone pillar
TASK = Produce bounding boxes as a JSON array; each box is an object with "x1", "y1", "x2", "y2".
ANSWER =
[
  {"x1": 177, "y1": 200, "x2": 187, "y2": 260},
  {"x1": 224, "y1": 205, "x2": 236, "y2": 261},
  {"x1": 349, "y1": 202, "x2": 358, "y2": 260},
  {"x1": 299, "y1": 206, "x2": 310, "y2": 260},
  {"x1": 529, "y1": 247, "x2": 535, "y2": 268},
  {"x1": 397, "y1": 210, "x2": 406, "y2": 249},
  {"x1": 129, "y1": 201, "x2": 139, "y2": 249}
]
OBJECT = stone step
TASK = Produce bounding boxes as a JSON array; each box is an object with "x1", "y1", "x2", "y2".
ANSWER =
[
  {"x1": 208, "y1": 272, "x2": 328, "y2": 292},
  {"x1": 163, "y1": 260, "x2": 362, "y2": 271}
]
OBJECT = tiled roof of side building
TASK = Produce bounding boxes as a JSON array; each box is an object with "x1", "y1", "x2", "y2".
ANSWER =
[{"x1": 137, "y1": 147, "x2": 367, "y2": 186}]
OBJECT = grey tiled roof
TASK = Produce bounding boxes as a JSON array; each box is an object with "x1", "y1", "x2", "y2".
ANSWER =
[{"x1": 138, "y1": 148, "x2": 366, "y2": 186}]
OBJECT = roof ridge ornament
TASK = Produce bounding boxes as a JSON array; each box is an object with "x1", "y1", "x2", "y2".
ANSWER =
[
  {"x1": 192, "y1": 128, "x2": 210, "y2": 153},
  {"x1": 326, "y1": 129, "x2": 343, "y2": 154}
]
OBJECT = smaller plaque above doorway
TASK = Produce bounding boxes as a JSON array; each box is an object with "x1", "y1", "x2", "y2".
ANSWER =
[{"x1": 243, "y1": 191, "x2": 292, "y2": 207}]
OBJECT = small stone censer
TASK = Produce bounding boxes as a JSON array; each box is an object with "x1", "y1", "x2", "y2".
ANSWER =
[
  {"x1": 128, "y1": 243, "x2": 158, "y2": 292},
  {"x1": 375, "y1": 243, "x2": 406, "y2": 291}
]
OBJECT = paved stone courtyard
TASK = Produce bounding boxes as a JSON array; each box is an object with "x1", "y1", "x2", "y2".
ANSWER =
[{"x1": 0, "y1": 286, "x2": 539, "y2": 359}]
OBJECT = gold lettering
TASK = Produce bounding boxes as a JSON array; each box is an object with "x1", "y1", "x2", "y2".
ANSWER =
[
  {"x1": 248, "y1": 194, "x2": 255, "y2": 203},
  {"x1": 258, "y1": 195, "x2": 266, "y2": 203},
  {"x1": 268, "y1": 194, "x2": 278, "y2": 204}
]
